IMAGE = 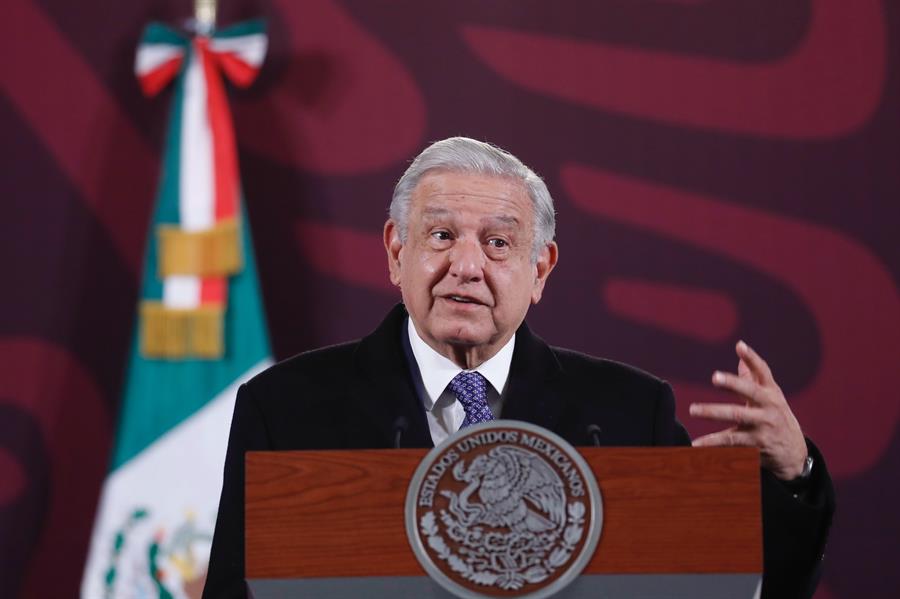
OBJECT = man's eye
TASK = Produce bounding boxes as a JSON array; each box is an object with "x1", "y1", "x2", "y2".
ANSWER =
[
  {"x1": 487, "y1": 238, "x2": 508, "y2": 248},
  {"x1": 432, "y1": 231, "x2": 451, "y2": 241}
]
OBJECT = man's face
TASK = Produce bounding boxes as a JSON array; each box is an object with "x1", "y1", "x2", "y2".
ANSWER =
[{"x1": 384, "y1": 170, "x2": 557, "y2": 367}]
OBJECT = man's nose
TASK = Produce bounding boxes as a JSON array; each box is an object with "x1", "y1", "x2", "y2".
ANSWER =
[{"x1": 448, "y1": 238, "x2": 485, "y2": 282}]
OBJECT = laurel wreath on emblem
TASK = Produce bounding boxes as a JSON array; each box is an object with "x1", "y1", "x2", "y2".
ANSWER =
[{"x1": 419, "y1": 446, "x2": 587, "y2": 591}]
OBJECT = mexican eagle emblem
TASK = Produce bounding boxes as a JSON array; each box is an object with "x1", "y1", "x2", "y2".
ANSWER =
[{"x1": 406, "y1": 421, "x2": 602, "y2": 599}]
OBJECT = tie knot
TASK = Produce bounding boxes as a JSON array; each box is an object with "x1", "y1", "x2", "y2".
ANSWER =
[
  {"x1": 448, "y1": 371, "x2": 494, "y2": 428},
  {"x1": 449, "y1": 370, "x2": 486, "y2": 398}
]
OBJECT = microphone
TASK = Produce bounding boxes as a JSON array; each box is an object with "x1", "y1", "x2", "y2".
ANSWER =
[
  {"x1": 392, "y1": 416, "x2": 409, "y2": 449},
  {"x1": 587, "y1": 424, "x2": 603, "y2": 446}
]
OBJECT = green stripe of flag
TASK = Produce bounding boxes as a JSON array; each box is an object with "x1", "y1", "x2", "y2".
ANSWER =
[
  {"x1": 214, "y1": 19, "x2": 266, "y2": 39},
  {"x1": 141, "y1": 22, "x2": 187, "y2": 47}
]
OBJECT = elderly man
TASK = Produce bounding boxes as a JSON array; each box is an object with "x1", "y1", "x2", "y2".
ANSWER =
[{"x1": 204, "y1": 137, "x2": 834, "y2": 598}]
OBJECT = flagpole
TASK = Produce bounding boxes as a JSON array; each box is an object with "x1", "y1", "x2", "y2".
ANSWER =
[{"x1": 194, "y1": 0, "x2": 217, "y2": 34}]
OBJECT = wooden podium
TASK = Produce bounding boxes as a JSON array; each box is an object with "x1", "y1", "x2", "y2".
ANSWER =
[{"x1": 245, "y1": 447, "x2": 762, "y2": 598}]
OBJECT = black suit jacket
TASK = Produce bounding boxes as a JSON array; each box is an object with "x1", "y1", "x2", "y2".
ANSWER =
[{"x1": 204, "y1": 304, "x2": 834, "y2": 598}]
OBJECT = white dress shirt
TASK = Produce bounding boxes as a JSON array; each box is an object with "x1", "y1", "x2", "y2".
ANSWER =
[{"x1": 407, "y1": 318, "x2": 515, "y2": 446}]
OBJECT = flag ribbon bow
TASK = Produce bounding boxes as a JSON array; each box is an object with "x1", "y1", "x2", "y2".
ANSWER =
[{"x1": 134, "y1": 20, "x2": 267, "y2": 358}]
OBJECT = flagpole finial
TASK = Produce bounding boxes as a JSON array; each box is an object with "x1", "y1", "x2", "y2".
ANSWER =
[{"x1": 194, "y1": 0, "x2": 217, "y2": 34}]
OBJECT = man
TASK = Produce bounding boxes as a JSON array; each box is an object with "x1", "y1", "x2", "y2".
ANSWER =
[{"x1": 204, "y1": 137, "x2": 834, "y2": 598}]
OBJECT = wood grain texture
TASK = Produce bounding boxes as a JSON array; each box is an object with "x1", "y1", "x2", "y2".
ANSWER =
[{"x1": 245, "y1": 447, "x2": 761, "y2": 578}]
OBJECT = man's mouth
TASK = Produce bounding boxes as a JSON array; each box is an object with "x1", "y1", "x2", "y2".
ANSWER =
[{"x1": 443, "y1": 295, "x2": 484, "y2": 305}]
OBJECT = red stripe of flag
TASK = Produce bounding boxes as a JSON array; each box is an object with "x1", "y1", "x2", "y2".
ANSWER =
[
  {"x1": 137, "y1": 56, "x2": 183, "y2": 97},
  {"x1": 196, "y1": 38, "x2": 237, "y2": 306},
  {"x1": 216, "y1": 51, "x2": 260, "y2": 88},
  {"x1": 200, "y1": 277, "x2": 226, "y2": 306},
  {"x1": 199, "y1": 39, "x2": 238, "y2": 221}
]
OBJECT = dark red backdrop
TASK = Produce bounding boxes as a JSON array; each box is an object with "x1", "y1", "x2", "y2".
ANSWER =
[{"x1": 2, "y1": 1, "x2": 898, "y2": 597}]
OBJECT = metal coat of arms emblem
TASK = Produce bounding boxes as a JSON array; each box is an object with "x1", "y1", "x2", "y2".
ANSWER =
[{"x1": 406, "y1": 421, "x2": 603, "y2": 598}]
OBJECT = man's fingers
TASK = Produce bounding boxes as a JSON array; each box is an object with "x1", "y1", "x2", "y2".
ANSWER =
[
  {"x1": 736, "y1": 340, "x2": 774, "y2": 384},
  {"x1": 738, "y1": 358, "x2": 752, "y2": 379},
  {"x1": 689, "y1": 402, "x2": 767, "y2": 426},
  {"x1": 711, "y1": 370, "x2": 765, "y2": 403},
  {"x1": 691, "y1": 429, "x2": 756, "y2": 448}
]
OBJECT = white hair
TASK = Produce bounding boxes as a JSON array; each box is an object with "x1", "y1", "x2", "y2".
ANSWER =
[{"x1": 389, "y1": 137, "x2": 556, "y2": 261}]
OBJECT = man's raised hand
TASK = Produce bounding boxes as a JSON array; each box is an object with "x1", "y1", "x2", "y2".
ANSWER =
[{"x1": 690, "y1": 341, "x2": 808, "y2": 481}]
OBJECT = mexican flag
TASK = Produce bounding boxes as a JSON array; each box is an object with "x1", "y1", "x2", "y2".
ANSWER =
[{"x1": 81, "y1": 20, "x2": 270, "y2": 599}]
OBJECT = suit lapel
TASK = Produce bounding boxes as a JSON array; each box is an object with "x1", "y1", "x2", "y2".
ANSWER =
[
  {"x1": 352, "y1": 304, "x2": 433, "y2": 449},
  {"x1": 500, "y1": 321, "x2": 564, "y2": 431}
]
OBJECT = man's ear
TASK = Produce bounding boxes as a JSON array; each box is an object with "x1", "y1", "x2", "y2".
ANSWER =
[
  {"x1": 384, "y1": 220, "x2": 404, "y2": 287},
  {"x1": 531, "y1": 241, "x2": 559, "y2": 304}
]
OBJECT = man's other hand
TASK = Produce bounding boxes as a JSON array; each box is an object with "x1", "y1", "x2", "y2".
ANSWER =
[{"x1": 689, "y1": 341, "x2": 808, "y2": 481}]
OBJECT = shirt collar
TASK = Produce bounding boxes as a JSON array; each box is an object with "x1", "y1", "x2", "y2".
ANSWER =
[{"x1": 407, "y1": 318, "x2": 515, "y2": 411}]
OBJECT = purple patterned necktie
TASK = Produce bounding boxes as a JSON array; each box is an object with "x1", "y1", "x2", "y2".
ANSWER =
[{"x1": 448, "y1": 371, "x2": 494, "y2": 428}]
